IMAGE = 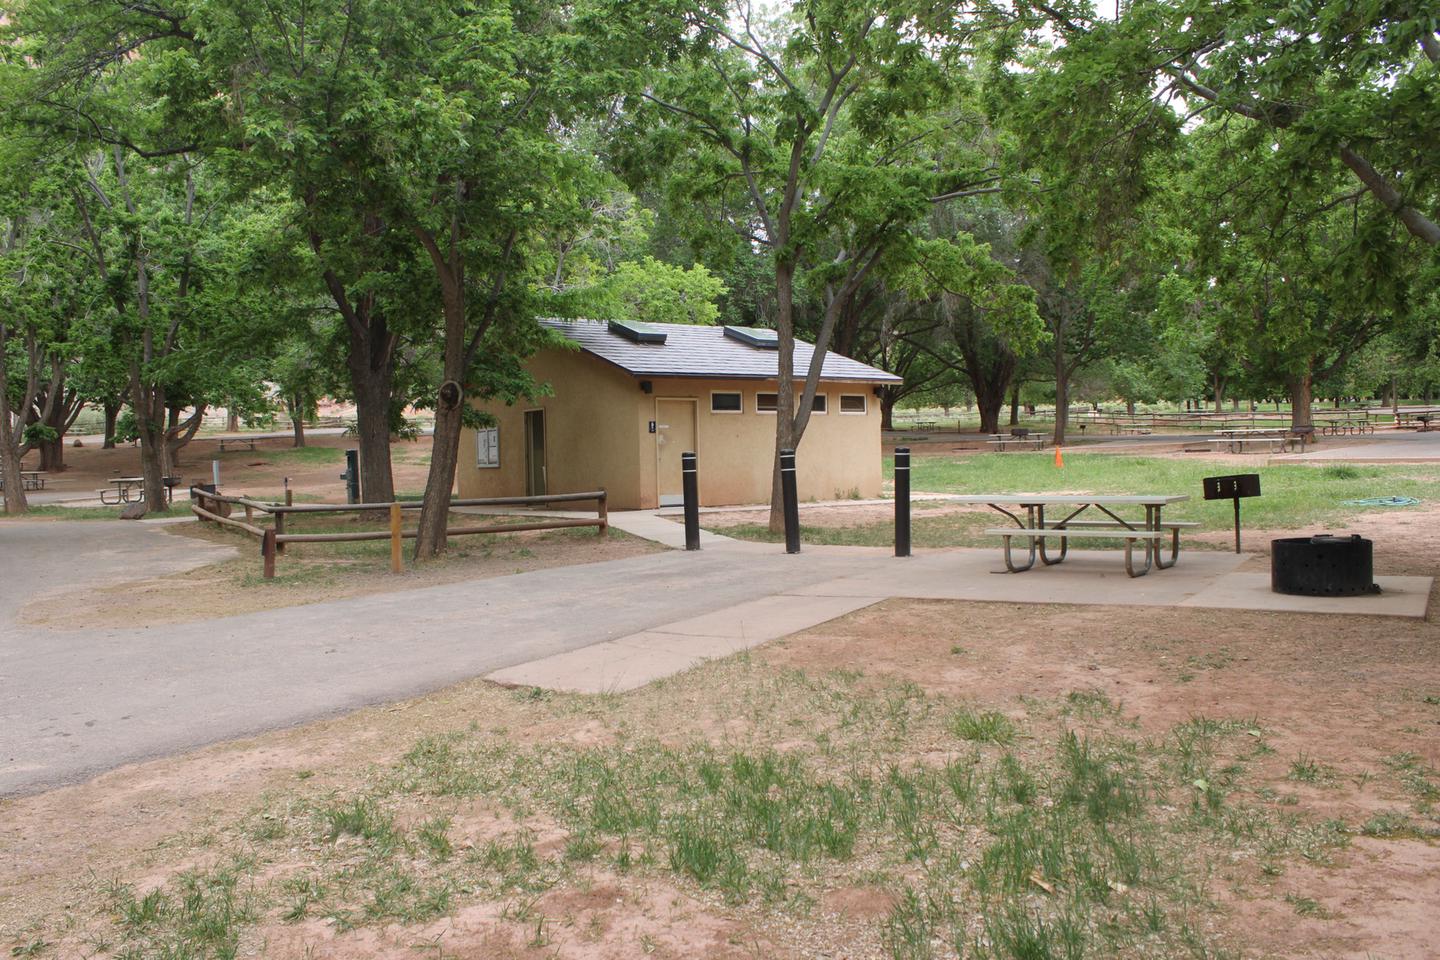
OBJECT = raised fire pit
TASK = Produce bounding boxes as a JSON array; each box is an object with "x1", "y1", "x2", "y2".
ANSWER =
[{"x1": 1271, "y1": 535, "x2": 1380, "y2": 597}]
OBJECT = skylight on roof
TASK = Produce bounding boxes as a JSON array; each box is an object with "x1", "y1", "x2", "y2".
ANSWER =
[
  {"x1": 723, "y1": 326, "x2": 779, "y2": 349},
  {"x1": 608, "y1": 319, "x2": 667, "y2": 344}
]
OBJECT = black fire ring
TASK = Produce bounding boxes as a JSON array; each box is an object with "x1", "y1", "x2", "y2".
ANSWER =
[{"x1": 1271, "y1": 535, "x2": 1381, "y2": 597}]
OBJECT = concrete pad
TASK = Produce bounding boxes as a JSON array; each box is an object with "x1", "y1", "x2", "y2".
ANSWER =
[
  {"x1": 612, "y1": 630, "x2": 769, "y2": 659},
  {"x1": 650, "y1": 593, "x2": 883, "y2": 640},
  {"x1": 483, "y1": 594, "x2": 886, "y2": 693},
  {"x1": 1180, "y1": 573, "x2": 1432, "y2": 619},
  {"x1": 485, "y1": 639, "x2": 702, "y2": 694}
]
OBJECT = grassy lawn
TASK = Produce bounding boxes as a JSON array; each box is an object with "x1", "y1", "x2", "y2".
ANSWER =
[
  {"x1": 715, "y1": 455, "x2": 1437, "y2": 548},
  {"x1": 0, "y1": 505, "x2": 183, "y2": 521}
]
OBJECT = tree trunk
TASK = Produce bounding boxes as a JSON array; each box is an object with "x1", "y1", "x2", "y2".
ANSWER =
[
  {"x1": 768, "y1": 260, "x2": 799, "y2": 534},
  {"x1": 38, "y1": 435, "x2": 64, "y2": 472},
  {"x1": 347, "y1": 320, "x2": 397, "y2": 505},
  {"x1": 1287, "y1": 365, "x2": 1314, "y2": 431},
  {"x1": 1053, "y1": 354, "x2": 1070, "y2": 446},
  {"x1": 413, "y1": 242, "x2": 467, "y2": 559},
  {"x1": 291, "y1": 396, "x2": 307, "y2": 448},
  {"x1": 226, "y1": 409, "x2": 240, "y2": 432},
  {"x1": 880, "y1": 391, "x2": 896, "y2": 431},
  {"x1": 1126, "y1": 398, "x2": 1136, "y2": 416},
  {"x1": 131, "y1": 378, "x2": 170, "y2": 510},
  {"x1": 1391, "y1": 376, "x2": 1399, "y2": 418},
  {"x1": 1008, "y1": 386, "x2": 1020, "y2": 426},
  {"x1": 0, "y1": 328, "x2": 29, "y2": 514},
  {"x1": 102, "y1": 400, "x2": 121, "y2": 449},
  {"x1": 1213, "y1": 373, "x2": 1224, "y2": 413}
]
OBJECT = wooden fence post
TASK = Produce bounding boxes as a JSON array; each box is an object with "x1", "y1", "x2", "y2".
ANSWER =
[
  {"x1": 390, "y1": 502, "x2": 402, "y2": 573},
  {"x1": 274, "y1": 510, "x2": 286, "y2": 554},
  {"x1": 597, "y1": 489, "x2": 608, "y2": 535},
  {"x1": 262, "y1": 529, "x2": 276, "y2": 579}
]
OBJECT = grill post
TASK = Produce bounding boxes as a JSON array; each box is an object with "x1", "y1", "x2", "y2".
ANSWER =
[
  {"x1": 682, "y1": 452, "x2": 700, "y2": 551},
  {"x1": 780, "y1": 448, "x2": 800, "y2": 554},
  {"x1": 895, "y1": 446, "x2": 911, "y2": 557}
]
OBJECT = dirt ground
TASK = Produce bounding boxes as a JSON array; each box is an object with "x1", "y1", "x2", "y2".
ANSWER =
[{"x1": 18, "y1": 431, "x2": 434, "y2": 505}]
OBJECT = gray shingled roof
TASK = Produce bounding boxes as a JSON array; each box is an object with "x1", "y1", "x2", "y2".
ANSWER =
[{"x1": 539, "y1": 319, "x2": 902, "y2": 383}]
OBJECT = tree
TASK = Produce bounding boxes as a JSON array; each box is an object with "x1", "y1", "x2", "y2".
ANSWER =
[
  {"x1": 1011, "y1": 0, "x2": 1440, "y2": 246},
  {"x1": 622, "y1": 0, "x2": 1002, "y2": 529}
]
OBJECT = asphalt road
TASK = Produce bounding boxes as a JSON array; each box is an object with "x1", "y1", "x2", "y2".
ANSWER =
[{"x1": 0, "y1": 520, "x2": 872, "y2": 796}]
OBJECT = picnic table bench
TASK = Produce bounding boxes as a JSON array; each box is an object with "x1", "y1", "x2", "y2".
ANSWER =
[
  {"x1": 217, "y1": 436, "x2": 259, "y2": 453},
  {"x1": 949, "y1": 494, "x2": 1192, "y2": 578}
]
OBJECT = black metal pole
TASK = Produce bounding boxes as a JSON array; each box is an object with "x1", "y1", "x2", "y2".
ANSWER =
[
  {"x1": 1233, "y1": 497, "x2": 1242, "y2": 553},
  {"x1": 780, "y1": 447, "x2": 800, "y2": 554},
  {"x1": 682, "y1": 451, "x2": 700, "y2": 551},
  {"x1": 344, "y1": 449, "x2": 360, "y2": 504},
  {"x1": 894, "y1": 446, "x2": 911, "y2": 557}
]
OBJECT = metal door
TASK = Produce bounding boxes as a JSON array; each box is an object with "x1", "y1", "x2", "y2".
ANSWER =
[
  {"x1": 655, "y1": 398, "x2": 696, "y2": 506},
  {"x1": 524, "y1": 409, "x2": 547, "y2": 496}
]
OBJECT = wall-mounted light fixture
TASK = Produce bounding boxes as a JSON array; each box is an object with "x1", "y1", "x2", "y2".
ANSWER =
[
  {"x1": 873, "y1": 385, "x2": 884, "y2": 398},
  {"x1": 640, "y1": 380, "x2": 653, "y2": 394}
]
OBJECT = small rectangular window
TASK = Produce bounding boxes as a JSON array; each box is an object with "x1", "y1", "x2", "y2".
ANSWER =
[
  {"x1": 839, "y1": 394, "x2": 867, "y2": 415},
  {"x1": 810, "y1": 393, "x2": 827, "y2": 414},
  {"x1": 476, "y1": 426, "x2": 500, "y2": 467},
  {"x1": 756, "y1": 392, "x2": 778, "y2": 413},
  {"x1": 710, "y1": 391, "x2": 742, "y2": 413}
]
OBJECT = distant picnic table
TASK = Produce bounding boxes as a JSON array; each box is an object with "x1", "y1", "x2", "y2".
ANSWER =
[{"x1": 0, "y1": 471, "x2": 47, "y2": 492}]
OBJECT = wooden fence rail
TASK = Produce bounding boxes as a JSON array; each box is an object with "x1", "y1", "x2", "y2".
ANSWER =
[{"x1": 190, "y1": 487, "x2": 608, "y2": 579}]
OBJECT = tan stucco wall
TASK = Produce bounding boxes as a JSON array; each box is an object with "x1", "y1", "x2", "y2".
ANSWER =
[
  {"x1": 458, "y1": 350, "x2": 644, "y2": 506},
  {"x1": 460, "y1": 351, "x2": 886, "y2": 510},
  {"x1": 643, "y1": 378, "x2": 883, "y2": 508}
]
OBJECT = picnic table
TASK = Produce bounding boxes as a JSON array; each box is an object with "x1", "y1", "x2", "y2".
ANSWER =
[
  {"x1": 1209, "y1": 428, "x2": 1299, "y2": 454},
  {"x1": 217, "y1": 436, "x2": 259, "y2": 453},
  {"x1": 99, "y1": 476, "x2": 145, "y2": 504},
  {"x1": 948, "y1": 494, "x2": 1193, "y2": 578},
  {"x1": 986, "y1": 433, "x2": 1045, "y2": 452},
  {"x1": 0, "y1": 471, "x2": 47, "y2": 492},
  {"x1": 1318, "y1": 416, "x2": 1373, "y2": 437}
]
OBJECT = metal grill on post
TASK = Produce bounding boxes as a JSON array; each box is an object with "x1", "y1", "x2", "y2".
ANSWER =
[
  {"x1": 894, "y1": 446, "x2": 911, "y2": 557},
  {"x1": 1202, "y1": 473, "x2": 1261, "y2": 553},
  {"x1": 682, "y1": 451, "x2": 700, "y2": 551},
  {"x1": 780, "y1": 448, "x2": 800, "y2": 554}
]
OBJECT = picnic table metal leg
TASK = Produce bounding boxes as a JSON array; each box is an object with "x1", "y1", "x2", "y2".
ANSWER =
[
  {"x1": 1123, "y1": 537, "x2": 1152, "y2": 577},
  {"x1": 1000, "y1": 534, "x2": 1036, "y2": 573},
  {"x1": 1039, "y1": 534, "x2": 1068, "y2": 565}
]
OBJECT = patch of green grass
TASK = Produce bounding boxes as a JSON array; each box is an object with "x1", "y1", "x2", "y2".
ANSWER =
[
  {"x1": 102, "y1": 858, "x2": 258, "y2": 958},
  {"x1": 0, "y1": 505, "x2": 178, "y2": 521},
  {"x1": 1283, "y1": 893, "x2": 1328, "y2": 917},
  {"x1": 949, "y1": 709, "x2": 1017, "y2": 744},
  {"x1": 252, "y1": 446, "x2": 346, "y2": 464},
  {"x1": 1286, "y1": 754, "x2": 1339, "y2": 785}
]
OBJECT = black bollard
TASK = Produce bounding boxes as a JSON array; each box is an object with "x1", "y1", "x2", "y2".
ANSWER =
[
  {"x1": 780, "y1": 447, "x2": 801, "y2": 554},
  {"x1": 895, "y1": 446, "x2": 911, "y2": 557},
  {"x1": 682, "y1": 451, "x2": 700, "y2": 551},
  {"x1": 343, "y1": 449, "x2": 361, "y2": 504}
]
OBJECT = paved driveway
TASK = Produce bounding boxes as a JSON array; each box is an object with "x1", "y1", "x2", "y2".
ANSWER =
[{"x1": 0, "y1": 520, "x2": 874, "y2": 796}]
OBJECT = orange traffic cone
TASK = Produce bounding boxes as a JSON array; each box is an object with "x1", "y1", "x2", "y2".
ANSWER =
[{"x1": 1054, "y1": 444, "x2": 1064, "y2": 468}]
